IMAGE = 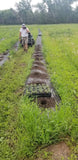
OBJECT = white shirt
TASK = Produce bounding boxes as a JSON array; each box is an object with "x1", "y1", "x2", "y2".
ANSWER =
[{"x1": 20, "y1": 28, "x2": 28, "y2": 37}]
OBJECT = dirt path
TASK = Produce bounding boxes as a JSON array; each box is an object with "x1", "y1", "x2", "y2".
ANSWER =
[
  {"x1": 25, "y1": 31, "x2": 71, "y2": 160},
  {"x1": 0, "y1": 41, "x2": 19, "y2": 66},
  {"x1": 25, "y1": 31, "x2": 60, "y2": 108},
  {"x1": 0, "y1": 52, "x2": 9, "y2": 66}
]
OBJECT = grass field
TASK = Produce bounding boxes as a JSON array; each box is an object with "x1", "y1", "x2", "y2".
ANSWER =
[{"x1": 0, "y1": 24, "x2": 78, "y2": 160}]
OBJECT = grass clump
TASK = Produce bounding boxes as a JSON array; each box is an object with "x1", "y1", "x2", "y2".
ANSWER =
[{"x1": 16, "y1": 96, "x2": 78, "y2": 159}]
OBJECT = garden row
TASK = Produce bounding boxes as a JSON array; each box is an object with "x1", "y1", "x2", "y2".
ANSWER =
[
  {"x1": 0, "y1": 25, "x2": 78, "y2": 160},
  {"x1": 25, "y1": 31, "x2": 60, "y2": 108}
]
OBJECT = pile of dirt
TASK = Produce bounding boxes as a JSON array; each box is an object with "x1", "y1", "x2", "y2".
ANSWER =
[
  {"x1": 25, "y1": 34, "x2": 60, "y2": 108},
  {"x1": 33, "y1": 61, "x2": 45, "y2": 66},
  {"x1": 37, "y1": 97, "x2": 56, "y2": 108},
  {"x1": 29, "y1": 71, "x2": 48, "y2": 79},
  {"x1": 32, "y1": 66, "x2": 47, "y2": 72}
]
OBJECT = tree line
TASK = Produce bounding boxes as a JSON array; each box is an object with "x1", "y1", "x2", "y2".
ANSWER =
[{"x1": 0, "y1": 0, "x2": 78, "y2": 25}]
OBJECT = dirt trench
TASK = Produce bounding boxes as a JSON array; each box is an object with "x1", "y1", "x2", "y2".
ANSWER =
[
  {"x1": 24, "y1": 31, "x2": 71, "y2": 160},
  {"x1": 0, "y1": 52, "x2": 9, "y2": 66},
  {"x1": 25, "y1": 32, "x2": 60, "y2": 108},
  {"x1": 0, "y1": 41, "x2": 19, "y2": 67}
]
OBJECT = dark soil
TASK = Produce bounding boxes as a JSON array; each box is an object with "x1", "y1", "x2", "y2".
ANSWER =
[
  {"x1": 0, "y1": 53, "x2": 8, "y2": 62},
  {"x1": 3, "y1": 52, "x2": 8, "y2": 55},
  {"x1": 25, "y1": 34, "x2": 60, "y2": 108},
  {"x1": 34, "y1": 57, "x2": 43, "y2": 61},
  {"x1": 32, "y1": 66, "x2": 47, "y2": 72},
  {"x1": 31, "y1": 70, "x2": 46, "y2": 75},
  {"x1": 37, "y1": 97, "x2": 56, "y2": 108},
  {"x1": 29, "y1": 71, "x2": 48, "y2": 79},
  {"x1": 0, "y1": 53, "x2": 9, "y2": 66},
  {"x1": 0, "y1": 57, "x2": 3, "y2": 61},
  {"x1": 33, "y1": 53, "x2": 43, "y2": 57},
  {"x1": 0, "y1": 55, "x2": 4, "y2": 58},
  {"x1": 33, "y1": 61, "x2": 45, "y2": 66}
]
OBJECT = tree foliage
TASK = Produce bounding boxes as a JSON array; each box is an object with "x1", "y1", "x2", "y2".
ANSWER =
[
  {"x1": 16, "y1": 0, "x2": 33, "y2": 24},
  {"x1": 0, "y1": 9, "x2": 19, "y2": 24},
  {"x1": 0, "y1": 0, "x2": 78, "y2": 24}
]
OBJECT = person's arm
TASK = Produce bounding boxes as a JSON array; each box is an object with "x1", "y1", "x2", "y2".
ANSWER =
[{"x1": 27, "y1": 28, "x2": 30, "y2": 33}]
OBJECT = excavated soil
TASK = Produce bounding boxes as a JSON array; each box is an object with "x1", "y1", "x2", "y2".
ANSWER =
[
  {"x1": 31, "y1": 70, "x2": 47, "y2": 75},
  {"x1": 0, "y1": 53, "x2": 9, "y2": 66},
  {"x1": 3, "y1": 52, "x2": 9, "y2": 55},
  {"x1": 32, "y1": 66, "x2": 47, "y2": 72},
  {"x1": 29, "y1": 71, "x2": 49, "y2": 79},
  {"x1": 33, "y1": 54, "x2": 43, "y2": 57},
  {"x1": 33, "y1": 54, "x2": 43, "y2": 59},
  {"x1": 37, "y1": 97, "x2": 56, "y2": 108},
  {"x1": 34, "y1": 57, "x2": 44, "y2": 61},
  {"x1": 0, "y1": 55, "x2": 4, "y2": 61},
  {"x1": 25, "y1": 33, "x2": 60, "y2": 108},
  {"x1": 0, "y1": 41, "x2": 19, "y2": 66},
  {"x1": 33, "y1": 61, "x2": 45, "y2": 66}
]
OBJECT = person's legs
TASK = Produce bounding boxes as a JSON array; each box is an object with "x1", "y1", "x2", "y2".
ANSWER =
[
  {"x1": 22, "y1": 38, "x2": 24, "y2": 46},
  {"x1": 24, "y1": 37, "x2": 28, "y2": 51}
]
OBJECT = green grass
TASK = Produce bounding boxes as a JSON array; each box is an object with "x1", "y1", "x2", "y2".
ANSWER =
[
  {"x1": 42, "y1": 24, "x2": 78, "y2": 109},
  {"x1": 0, "y1": 24, "x2": 78, "y2": 160},
  {"x1": 16, "y1": 96, "x2": 78, "y2": 159},
  {"x1": 0, "y1": 46, "x2": 34, "y2": 159},
  {"x1": 0, "y1": 25, "x2": 38, "y2": 54},
  {"x1": 0, "y1": 26, "x2": 20, "y2": 54}
]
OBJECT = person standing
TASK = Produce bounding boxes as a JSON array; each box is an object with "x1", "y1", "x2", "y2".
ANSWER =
[{"x1": 19, "y1": 24, "x2": 29, "y2": 52}]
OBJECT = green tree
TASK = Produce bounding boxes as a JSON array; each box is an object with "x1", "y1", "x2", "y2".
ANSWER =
[
  {"x1": 0, "y1": 9, "x2": 19, "y2": 24},
  {"x1": 34, "y1": 2, "x2": 48, "y2": 24},
  {"x1": 42, "y1": 0, "x2": 78, "y2": 23},
  {"x1": 16, "y1": 0, "x2": 33, "y2": 24}
]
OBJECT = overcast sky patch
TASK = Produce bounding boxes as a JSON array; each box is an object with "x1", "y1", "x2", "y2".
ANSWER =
[{"x1": 0, "y1": 0, "x2": 78, "y2": 10}]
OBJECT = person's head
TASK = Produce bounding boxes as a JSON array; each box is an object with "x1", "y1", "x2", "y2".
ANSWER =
[{"x1": 22, "y1": 24, "x2": 26, "y2": 29}]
